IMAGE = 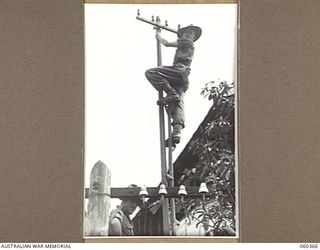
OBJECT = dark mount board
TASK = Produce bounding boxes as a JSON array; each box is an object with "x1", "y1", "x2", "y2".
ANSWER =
[
  {"x1": 239, "y1": 0, "x2": 320, "y2": 243},
  {"x1": 0, "y1": 0, "x2": 84, "y2": 242}
]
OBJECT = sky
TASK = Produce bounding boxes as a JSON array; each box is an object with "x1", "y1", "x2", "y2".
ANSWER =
[{"x1": 85, "y1": 4, "x2": 237, "y2": 207}]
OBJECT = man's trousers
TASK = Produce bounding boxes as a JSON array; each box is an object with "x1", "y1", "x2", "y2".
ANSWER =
[{"x1": 145, "y1": 65, "x2": 190, "y2": 127}]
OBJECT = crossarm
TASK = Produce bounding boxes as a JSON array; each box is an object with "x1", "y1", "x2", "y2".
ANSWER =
[
  {"x1": 85, "y1": 187, "x2": 213, "y2": 199},
  {"x1": 136, "y1": 15, "x2": 178, "y2": 34}
]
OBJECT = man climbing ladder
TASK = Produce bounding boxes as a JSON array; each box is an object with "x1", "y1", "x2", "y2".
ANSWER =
[
  {"x1": 137, "y1": 12, "x2": 202, "y2": 235},
  {"x1": 145, "y1": 25, "x2": 202, "y2": 146}
]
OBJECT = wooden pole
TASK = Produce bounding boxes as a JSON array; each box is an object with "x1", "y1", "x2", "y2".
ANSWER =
[
  {"x1": 84, "y1": 161, "x2": 111, "y2": 236},
  {"x1": 136, "y1": 12, "x2": 177, "y2": 236},
  {"x1": 167, "y1": 107, "x2": 176, "y2": 235},
  {"x1": 155, "y1": 16, "x2": 171, "y2": 236}
]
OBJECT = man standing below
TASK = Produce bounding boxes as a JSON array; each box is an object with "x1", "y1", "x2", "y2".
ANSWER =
[
  {"x1": 108, "y1": 184, "x2": 141, "y2": 236},
  {"x1": 145, "y1": 25, "x2": 202, "y2": 146}
]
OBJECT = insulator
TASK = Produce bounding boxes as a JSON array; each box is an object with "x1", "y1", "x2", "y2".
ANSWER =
[
  {"x1": 178, "y1": 185, "x2": 187, "y2": 196},
  {"x1": 139, "y1": 185, "x2": 148, "y2": 196},
  {"x1": 158, "y1": 184, "x2": 168, "y2": 195},
  {"x1": 199, "y1": 183, "x2": 209, "y2": 194}
]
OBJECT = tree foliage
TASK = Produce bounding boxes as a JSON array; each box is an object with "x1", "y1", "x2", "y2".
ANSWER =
[{"x1": 177, "y1": 80, "x2": 236, "y2": 236}]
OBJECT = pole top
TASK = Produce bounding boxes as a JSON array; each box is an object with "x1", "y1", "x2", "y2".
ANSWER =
[{"x1": 136, "y1": 12, "x2": 178, "y2": 34}]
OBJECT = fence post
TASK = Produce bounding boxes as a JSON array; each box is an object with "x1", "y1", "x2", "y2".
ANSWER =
[{"x1": 84, "y1": 160, "x2": 111, "y2": 236}]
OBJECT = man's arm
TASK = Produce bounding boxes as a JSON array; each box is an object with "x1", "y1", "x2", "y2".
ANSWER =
[
  {"x1": 109, "y1": 218, "x2": 122, "y2": 236},
  {"x1": 156, "y1": 33, "x2": 178, "y2": 47}
]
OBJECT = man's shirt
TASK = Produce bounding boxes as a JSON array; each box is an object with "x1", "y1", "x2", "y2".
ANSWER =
[
  {"x1": 173, "y1": 38, "x2": 195, "y2": 67},
  {"x1": 109, "y1": 207, "x2": 135, "y2": 236}
]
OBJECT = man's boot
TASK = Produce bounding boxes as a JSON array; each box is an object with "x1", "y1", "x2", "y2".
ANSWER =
[
  {"x1": 172, "y1": 123, "x2": 183, "y2": 144},
  {"x1": 165, "y1": 123, "x2": 183, "y2": 147},
  {"x1": 161, "y1": 82, "x2": 180, "y2": 102}
]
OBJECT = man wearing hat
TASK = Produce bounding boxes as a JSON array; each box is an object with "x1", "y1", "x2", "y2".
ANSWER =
[
  {"x1": 108, "y1": 184, "x2": 141, "y2": 236},
  {"x1": 145, "y1": 25, "x2": 202, "y2": 146}
]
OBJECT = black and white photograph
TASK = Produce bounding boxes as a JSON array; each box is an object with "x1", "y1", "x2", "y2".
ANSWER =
[{"x1": 83, "y1": 3, "x2": 238, "y2": 237}]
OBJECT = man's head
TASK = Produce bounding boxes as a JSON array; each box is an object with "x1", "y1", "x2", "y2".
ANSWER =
[
  {"x1": 181, "y1": 29, "x2": 195, "y2": 41},
  {"x1": 178, "y1": 25, "x2": 202, "y2": 42},
  {"x1": 121, "y1": 198, "x2": 140, "y2": 215},
  {"x1": 120, "y1": 184, "x2": 141, "y2": 215}
]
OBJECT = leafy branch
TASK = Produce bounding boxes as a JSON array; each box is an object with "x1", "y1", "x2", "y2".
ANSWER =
[{"x1": 179, "y1": 80, "x2": 236, "y2": 235}]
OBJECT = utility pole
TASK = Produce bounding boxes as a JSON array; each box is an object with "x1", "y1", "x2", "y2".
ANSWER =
[
  {"x1": 136, "y1": 10, "x2": 178, "y2": 236},
  {"x1": 155, "y1": 15, "x2": 171, "y2": 236}
]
